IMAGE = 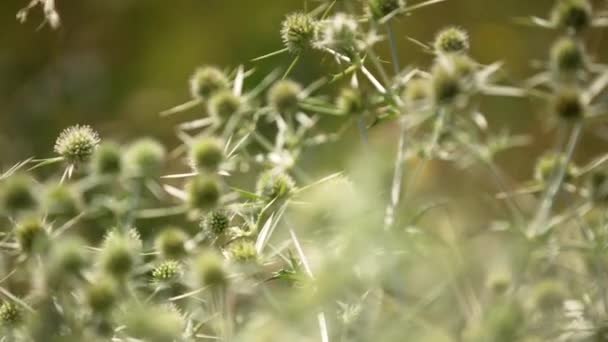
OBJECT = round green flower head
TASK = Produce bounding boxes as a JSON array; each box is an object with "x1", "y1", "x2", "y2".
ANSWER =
[
  {"x1": 43, "y1": 182, "x2": 81, "y2": 216},
  {"x1": 54, "y1": 125, "x2": 100, "y2": 164},
  {"x1": 553, "y1": 88, "x2": 585, "y2": 120},
  {"x1": 190, "y1": 137, "x2": 224, "y2": 172},
  {"x1": 268, "y1": 79, "x2": 302, "y2": 115},
  {"x1": 202, "y1": 210, "x2": 230, "y2": 236},
  {"x1": 0, "y1": 302, "x2": 21, "y2": 326},
  {"x1": 15, "y1": 215, "x2": 46, "y2": 253},
  {"x1": 152, "y1": 260, "x2": 182, "y2": 283},
  {"x1": 534, "y1": 153, "x2": 578, "y2": 183},
  {"x1": 125, "y1": 138, "x2": 166, "y2": 178},
  {"x1": 402, "y1": 78, "x2": 431, "y2": 108},
  {"x1": 99, "y1": 229, "x2": 141, "y2": 278},
  {"x1": 431, "y1": 63, "x2": 462, "y2": 105},
  {"x1": 434, "y1": 27, "x2": 469, "y2": 55},
  {"x1": 86, "y1": 277, "x2": 118, "y2": 313},
  {"x1": 0, "y1": 174, "x2": 38, "y2": 214},
  {"x1": 208, "y1": 90, "x2": 242, "y2": 118},
  {"x1": 281, "y1": 13, "x2": 318, "y2": 54},
  {"x1": 367, "y1": 0, "x2": 406, "y2": 20},
  {"x1": 228, "y1": 239, "x2": 258, "y2": 263},
  {"x1": 155, "y1": 227, "x2": 188, "y2": 259},
  {"x1": 550, "y1": 36, "x2": 586, "y2": 76},
  {"x1": 256, "y1": 170, "x2": 295, "y2": 200},
  {"x1": 551, "y1": 0, "x2": 592, "y2": 33},
  {"x1": 530, "y1": 280, "x2": 567, "y2": 311},
  {"x1": 50, "y1": 237, "x2": 88, "y2": 275},
  {"x1": 194, "y1": 251, "x2": 227, "y2": 288},
  {"x1": 317, "y1": 13, "x2": 360, "y2": 55},
  {"x1": 336, "y1": 87, "x2": 364, "y2": 116},
  {"x1": 91, "y1": 142, "x2": 122, "y2": 176},
  {"x1": 185, "y1": 175, "x2": 221, "y2": 210},
  {"x1": 121, "y1": 304, "x2": 184, "y2": 342},
  {"x1": 190, "y1": 66, "x2": 230, "y2": 99}
]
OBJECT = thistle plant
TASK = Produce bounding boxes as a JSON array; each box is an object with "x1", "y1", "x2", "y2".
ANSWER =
[{"x1": 5, "y1": 0, "x2": 608, "y2": 341}]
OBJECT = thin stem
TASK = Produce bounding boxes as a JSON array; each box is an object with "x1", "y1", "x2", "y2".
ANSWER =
[{"x1": 529, "y1": 121, "x2": 584, "y2": 236}]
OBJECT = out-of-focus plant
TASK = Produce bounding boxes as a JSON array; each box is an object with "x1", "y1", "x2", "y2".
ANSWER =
[{"x1": 4, "y1": 0, "x2": 608, "y2": 341}]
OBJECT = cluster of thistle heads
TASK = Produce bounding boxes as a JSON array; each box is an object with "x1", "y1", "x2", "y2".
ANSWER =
[{"x1": 3, "y1": 0, "x2": 608, "y2": 341}]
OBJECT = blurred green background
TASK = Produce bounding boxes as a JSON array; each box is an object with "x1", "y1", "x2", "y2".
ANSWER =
[{"x1": 1, "y1": 0, "x2": 607, "y2": 199}]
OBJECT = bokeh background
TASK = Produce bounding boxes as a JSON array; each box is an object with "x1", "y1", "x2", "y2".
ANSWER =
[{"x1": 1, "y1": 0, "x2": 607, "y2": 217}]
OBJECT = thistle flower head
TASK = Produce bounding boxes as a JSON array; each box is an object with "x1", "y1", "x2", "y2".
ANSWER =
[
  {"x1": 336, "y1": 87, "x2": 365, "y2": 116},
  {"x1": 530, "y1": 280, "x2": 567, "y2": 310},
  {"x1": 316, "y1": 13, "x2": 360, "y2": 55},
  {"x1": 185, "y1": 175, "x2": 221, "y2": 210},
  {"x1": 256, "y1": 170, "x2": 295, "y2": 201},
  {"x1": 155, "y1": 227, "x2": 188, "y2": 259},
  {"x1": 367, "y1": 0, "x2": 406, "y2": 20},
  {"x1": 431, "y1": 55, "x2": 476, "y2": 106},
  {"x1": 99, "y1": 229, "x2": 142, "y2": 278},
  {"x1": 190, "y1": 137, "x2": 224, "y2": 172},
  {"x1": 86, "y1": 277, "x2": 118, "y2": 313},
  {"x1": 152, "y1": 260, "x2": 182, "y2": 283},
  {"x1": 54, "y1": 125, "x2": 100, "y2": 164},
  {"x1": 120, "y1": 303, "x2": 184, "y2": 342},
  {"x1": 402, "y1": 78, "x2": 431, "y2": 109},
  {"x1": 550, "y1": 36, "x2": 586, "y2": 76},
  {"x1": 551, "y1": 0, "x2": 592, "y2": 33},
  {"x1": 202, "y1": 209, "x2": 230, "y2": 236},
  {"x1": 125, "y1": 138, "x2": 166, "y2": 178},
  {"x1": 190, "y1": 66, "x2": 230, "y2": 99},
  {"x1": 434, "y1": 27, "x2": 469, "y2": 55},
  {"x1": 208, "y1": 90, "x2": 243, "y2": 119},
  {"x1": 268, "y1": 79, "x2": 303, "y2": 115},
  {"x1": 228, "y1": 239, "x2": 258, "y2": 263},
  {"x1": 91, "y1": 142, "x2": 122, "y2": 176},
  {"x1": 15, "y1": 215, "x2": 47, "y2": 253},
  {"x1": 281, "y1": 13, "x2": 318, "y2": 54},
  {"x1": 0, "y1": 174, "x2": 38, "y2": 214},
  {"x1": 0, "y1": 302, "x2": 21, "y2": 326},
  {"x1": 552, "y1": 88, "x2": 585, "y2": 120},
  {"x1": 43, "y1": 182, "x2": 81, "y2": 216},
  {"x1": 50, "y1": 237, "x2": 88, "y2": 276},
  {"x1": 194, "y1": 251, "x2": 227, "y2": 288}
]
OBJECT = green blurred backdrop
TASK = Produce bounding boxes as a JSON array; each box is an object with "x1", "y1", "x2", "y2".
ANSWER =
[{"x1": 1, "y1": 0, "x2": 607, "y2": 198}]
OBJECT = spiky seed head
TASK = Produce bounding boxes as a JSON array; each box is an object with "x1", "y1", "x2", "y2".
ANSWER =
[
  {"x1": 152, "y1": 260, "x2": 182, "y2": 283},
  {"x1": 553, "y1": 88, "x2": 585, "y2": 120},
  {"x1": 367, "y1": 0, "x2": 406, "y2": 20},
  {"x1": 194, "y1": 251, "x2": 227, "y2": 288},
  {"x1": 228, "y1": 239, "x2": 258, "y2": 263},
  {"x1": 434, "y1": 27, "x2": 469, "y2": 54},
  {"x1": 185, "y1": 175, "x2": 221, "y2": 210},
  {"x1": 281, "y1": 13, "x2": 318, "y2": 54},
  {"x1": 431, "y1": 64, "x2": 462, "y2": 105},
  {"x1": 190, "y1": 137, "x2": 224, "y2": 172},
  {"x1": 202, "y1": 210, "x2": 230, "y2": 236},
  {"x1": 317, "y1": 14, "x2": 360, "y2": 55},
  {"x1": 551, "y1": 0, "x2": 592, "y2": 33},
  {"x1": 530, "y1": 280, "x2": 567, "y2": 311},
  {"x1": 550, "y1": 36, "x2": 586, "y2": 76},
  {"x1": 91, "y1": 142, "x2": 122, "y2": 176},
  {"x1": 268, "y1": 79, "x2": 302, "y2": 115},
  {"x1": 15, "y1": 215, "x2": 46, "y2": 253},
  {"x1": 86, "y1": 277, "x2": 118, "y2": 313},
  {"x1": 256, "y1": 170, "x2": 295, "y2": 200},
  {"x1": 208, "y1": 90, "x2": 242, "y2": 118},
  {"x1": 0, "y1": 302, "x2": 21, "y2": 326},
  {"x1": 43, "y1": 182, "x2": 81, "y2": 216},
  {"x1": 54, "y1": 125, "x2": 100, "y2": 164},
  {"x1": 336, "y1": 87, "x2": 364, "y2": 116},
  {"x1": 402, "y1": 78, "x2": 431, "y2": 108},
  {"x1": 50, "y1": 237, "x2": 88, "y2": 275},
  {"x1": 190, "y1": 66, "x2": 230, "y2": 100},
  {"x1": 590, "y1": 171, "x2": 608, "y2": 203},
  {"x1": 534, "y1": 153, "x2": 578, "y2": 183},
  {"x1": 99, "y1": 229, "x2": 141, "y2": 278},
  {"x1": 155, "y1": 227, "x2": 188, "y2": 259},
  {"x1": 0, "y1": 174, "x2": 38, "y2": 214},
  {"x1": 486, "y1": 271, "x2": 512, "y2": 295},
  {"x1": 121, "y1": 304, "x2": 184, "y2": 342},
  {"x1": 125, "y1": 138, "x2": 166, "y2": 178}
]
